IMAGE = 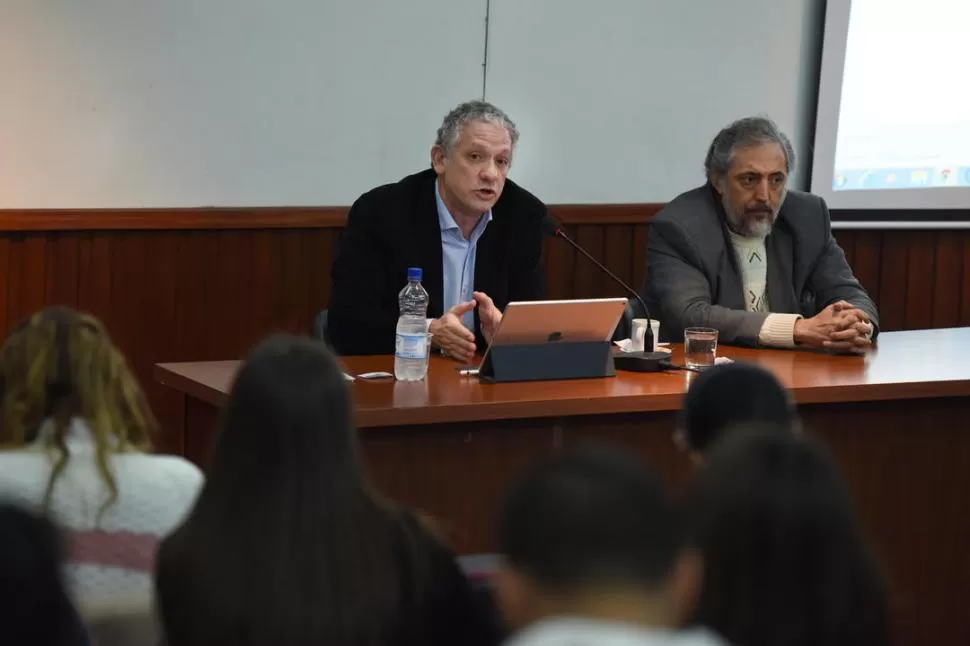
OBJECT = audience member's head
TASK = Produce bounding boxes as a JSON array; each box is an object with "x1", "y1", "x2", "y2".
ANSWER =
[
  {"x1": 685, "y1": 430, "x2": 889, "y2": 646},
  {"x1": 195, "y1": 333, "x2": 361, "y2": 493},
  {"x1": 0, "y1": 307, "x2": 154, "y2": 508},
  {"x1": 0, "y1": 502, "x2": 87, "y2": 646},
  {"x1": 676, "y1": 361, "x2": 797, "y2": 462},
  {"x1": 496, "y1": 445, "x2": 699, "y2": 632},
  {"x1": 155, "y1": 334, "x2": 439, "y2": 646}
]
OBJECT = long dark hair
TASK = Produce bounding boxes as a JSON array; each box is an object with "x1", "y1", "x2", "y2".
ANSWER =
[
  {"x1": 685, "y1": 429, "x2": 890, "y2": 646},
  {"x1": 155, "y1": 335, "x2": 434, "y2": 646}
]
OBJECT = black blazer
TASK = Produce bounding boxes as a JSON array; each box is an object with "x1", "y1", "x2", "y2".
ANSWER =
[{"x1": 328, "y1": 169, "x2": 547, "y2": 355}]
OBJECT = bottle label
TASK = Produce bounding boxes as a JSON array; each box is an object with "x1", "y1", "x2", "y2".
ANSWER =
[{"x1": 395, "y1": 333, "x2": 428, "y2": 360}]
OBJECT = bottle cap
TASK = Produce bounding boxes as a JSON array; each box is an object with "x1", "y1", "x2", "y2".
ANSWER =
[{"x1": 407, "y1": 267, "x2": 422, "y2": 281}]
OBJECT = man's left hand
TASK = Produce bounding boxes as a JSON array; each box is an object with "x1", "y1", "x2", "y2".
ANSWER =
[{"x1": 473, "y1": 291, "x2": 502, "y2": 344}]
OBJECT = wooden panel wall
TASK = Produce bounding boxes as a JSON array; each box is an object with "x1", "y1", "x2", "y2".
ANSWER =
[
  {"x1": 0, "y1": 226, "x2": 340, "y2": 451},
  {"x1": 2, "y1": 207, "x2": 970, "y2": 442}
]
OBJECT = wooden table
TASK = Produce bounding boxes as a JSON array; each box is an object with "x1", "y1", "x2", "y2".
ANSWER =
[{"x1": 156, "y1": 328, "x2": 970, "y2": 644}]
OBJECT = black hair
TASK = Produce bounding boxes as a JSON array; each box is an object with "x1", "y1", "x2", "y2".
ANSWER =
[
  {"x1": 497, "y1": 444, "x2": 678, "y2": 591},
  {"x1": 685, "y1": 430, "x2": 890, "y2": 646},
  {"x1": 680, "y1": 361, "x2": 797, "y2": 453},
  {"x1": 155, "y1": 334, "x2": 440, "y2": 646},
  {"x1": 0, "y1": 502, "x2": 87, "y2": 646}
]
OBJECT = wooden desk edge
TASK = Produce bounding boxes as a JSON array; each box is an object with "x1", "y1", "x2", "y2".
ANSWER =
[
  {"x1": 153, "y1": 361, "x2": 970, "y2": 429},
  {"x1": 352, "y1": 380, "x2": 970, "y2": 428},
  {"x1": 154, "y1": 363, "x2": 228, "y2": 408}
]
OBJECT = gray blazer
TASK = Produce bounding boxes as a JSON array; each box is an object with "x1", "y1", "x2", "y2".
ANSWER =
[{"x1": 642, "y1": 185, "x2": 879, "y2": 345}]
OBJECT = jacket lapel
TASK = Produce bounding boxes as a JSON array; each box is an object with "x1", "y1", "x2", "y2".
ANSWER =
[
  {"x1": 714, "y1": 214, "x2": 747, "y2": 311},
  {"x1": 719, "y1": 249, "x2": 747, "y2": 310},
  {"x1": 470, "y1": 215, "x2": 500, "y2": 340},
  {"x1": 474, "y1": 225, "x2": 495, "y2": 293},
  {"x1": 766, "y1": 224, "x2": 799, "y2": 314},
  {"x1": 413, "y1": 174, "x2": 445, "y2": 319}
]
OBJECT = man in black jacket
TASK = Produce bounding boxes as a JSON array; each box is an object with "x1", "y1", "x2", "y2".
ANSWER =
[{"x1": 328, "y1": 100, "x2": 546, "y2": 360}]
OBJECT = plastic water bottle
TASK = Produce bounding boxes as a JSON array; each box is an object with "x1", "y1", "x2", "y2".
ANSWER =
[{"x1": 394, "y1": 267, "x2": 430, "y2": 381}]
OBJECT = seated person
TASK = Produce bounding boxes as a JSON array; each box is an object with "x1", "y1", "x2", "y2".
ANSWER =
[
  {"x1": 155, "y1": 334, "x2": 502, "y2": 646},
  {"x1": 495, "y1": 445, "x2": 724, "y2": 646},
  {"x1": 0, "y1": 307, "x2": 203, "y2": 605},
  {"x1": 329, "y1": 100, "x2": 547, "y2": 362},
  {"x1": 0, "y1": 503, "x2": 89, "y2": 646},
  {"x1": 674, "y1": 361, "x2": 799, "y2": 463},
  {"x1": 684, "y1": 430, "x2": 890, "y2": 646},
  {"x1": 643, "y1": 116, "x2": 877, "y2": 351}
]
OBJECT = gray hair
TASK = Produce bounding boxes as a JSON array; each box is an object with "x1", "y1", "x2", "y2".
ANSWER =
[
  {"x1": 704, "y1": 116, "x2": 796, "y2": 180},
  {"x1": 434, "y1": 100, "x2": 519, "y2": 155}
]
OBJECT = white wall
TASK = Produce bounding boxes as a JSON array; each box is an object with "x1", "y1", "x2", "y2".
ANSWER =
[
  {"x1": 0, "y1": 0, "x2": 822, "y2": 208},
  {"x1": 486, "y1": 0, "x2": 823, "y2": 202},
  {"x1": 0, "y1": 0, "x2": 485, "y2": 207}
]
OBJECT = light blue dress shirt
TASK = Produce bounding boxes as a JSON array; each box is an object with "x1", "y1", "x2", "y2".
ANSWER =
[{"x1": 435, "y1": 180, "x2": 492, "y2": 331}]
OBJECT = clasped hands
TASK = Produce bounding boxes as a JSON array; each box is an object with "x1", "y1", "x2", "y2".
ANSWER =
[
  {"x1": 793, "y1": 300, "x2": 874, "y2": 353},
  {"x1": 427, "y1": 291, "x2": 502, "y2": 363}
]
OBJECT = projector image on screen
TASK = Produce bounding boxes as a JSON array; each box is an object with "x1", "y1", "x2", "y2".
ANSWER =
[{"x1": 811, "y1": 0, "x2": 970, "y2": 220}]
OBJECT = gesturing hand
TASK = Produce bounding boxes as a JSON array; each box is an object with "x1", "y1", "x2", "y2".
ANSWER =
[
  {"x1": 429, "y1": 301, "x2": 477, "y2": 363},
  {"x1": 473, "y1": 291, "x2": 502, "y2": 345}
]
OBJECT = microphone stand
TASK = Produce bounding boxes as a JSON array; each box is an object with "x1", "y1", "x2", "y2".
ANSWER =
[{"x1": 551, "y1": 228, "x2": 669, "y2": 372}]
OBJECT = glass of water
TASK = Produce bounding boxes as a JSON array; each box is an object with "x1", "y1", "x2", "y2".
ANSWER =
[{"x1": 684, "y1": 327, "x2": 718, "y2": 370}]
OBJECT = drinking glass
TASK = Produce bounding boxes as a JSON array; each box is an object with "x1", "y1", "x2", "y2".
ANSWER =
[{"x1": 684, "y1": 327, "x2": 718, "y2": 369}]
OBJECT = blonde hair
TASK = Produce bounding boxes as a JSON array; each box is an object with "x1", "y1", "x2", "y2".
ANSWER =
[{"x1": 0, "y1": 307, "x2": 155, "y2": 514}]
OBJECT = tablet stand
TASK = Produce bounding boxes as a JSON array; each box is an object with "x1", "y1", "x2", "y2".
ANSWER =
[{"x1": 478, "y1": 341, "x2": 615, "y2": 383}]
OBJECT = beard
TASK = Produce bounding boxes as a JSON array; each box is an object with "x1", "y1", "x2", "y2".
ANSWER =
[{"x1": 722, "y1": 192, "x2": 783, "y2": 239}]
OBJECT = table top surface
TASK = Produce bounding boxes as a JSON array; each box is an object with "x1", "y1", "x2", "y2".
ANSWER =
[{"x1": 155, "y1": 327, "x2": 970, "y2": 428}]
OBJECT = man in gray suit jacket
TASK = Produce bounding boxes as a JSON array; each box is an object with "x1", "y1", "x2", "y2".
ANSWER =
[{"x1": 643, "y1": 117, "x2": 877, "y2": 351}]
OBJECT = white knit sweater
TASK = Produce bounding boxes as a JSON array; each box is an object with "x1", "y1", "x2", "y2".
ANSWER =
[{"x1": 0, "y1": 418, "x2": 203, "y2": 605}]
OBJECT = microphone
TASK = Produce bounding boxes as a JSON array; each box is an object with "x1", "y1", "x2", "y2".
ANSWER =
[{"x1": 541, "y1": 214, "x2": 668, "y2": 372}]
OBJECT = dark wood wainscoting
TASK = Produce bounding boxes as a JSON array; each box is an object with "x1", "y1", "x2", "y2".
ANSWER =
[
  {"x1": 0, "y1": 227, "x2": 339, "y2": 451},
  {"x1": 1, "y1": 207, "x2": 969, "y2": 441}
]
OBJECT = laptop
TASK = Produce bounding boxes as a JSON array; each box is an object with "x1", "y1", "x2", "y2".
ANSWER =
[{"x1": 476, "y1": 297, "x2": 627, "y2": 371}]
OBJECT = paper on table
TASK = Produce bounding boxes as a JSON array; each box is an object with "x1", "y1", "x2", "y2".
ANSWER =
[
  {"x1": 356, "y1": 371, "x2": 394, "y2": 380},
  {"x1": 613, "y1": 339, "x2": 671, "y2": 354},
  {"x1": 344, "y1": 371, "x2": 398, "y2": 381}
]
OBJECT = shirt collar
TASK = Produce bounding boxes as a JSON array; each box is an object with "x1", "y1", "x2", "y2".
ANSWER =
[
  {"x1": 728, "y1": 229, "x2": 767, "y2": 246},
  {"x1": 434, "y1": 180, "x2": 493, "y2": 234}
]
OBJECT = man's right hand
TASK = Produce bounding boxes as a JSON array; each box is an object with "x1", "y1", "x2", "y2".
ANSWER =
[
  {"x1": 793, "y1": 301, "x2": 873, "y2": 352},
  {"x1": 429, "y1": 301, "x2": 477, "y2": 363}
]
